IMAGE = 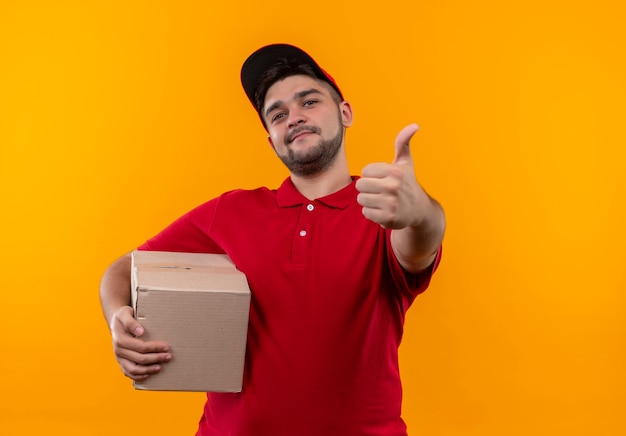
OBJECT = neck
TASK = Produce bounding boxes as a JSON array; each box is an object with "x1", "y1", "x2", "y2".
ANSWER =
[{"x1": 290, "y1": 153, "x2": 352, "y2": 200}]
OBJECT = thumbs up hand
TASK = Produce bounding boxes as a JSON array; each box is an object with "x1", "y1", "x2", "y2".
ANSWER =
[{"x1": 355, "y1": 124, "x2": 427, "y2": 229}]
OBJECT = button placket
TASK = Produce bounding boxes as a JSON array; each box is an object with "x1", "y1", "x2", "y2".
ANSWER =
[{"x1": 291, "y1": 202, "x2": 316, "y2": 265}]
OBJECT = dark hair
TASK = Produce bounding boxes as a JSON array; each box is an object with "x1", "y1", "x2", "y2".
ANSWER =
[{"x1": 254, "y1": 59, "x2": 343, "y2": 116}]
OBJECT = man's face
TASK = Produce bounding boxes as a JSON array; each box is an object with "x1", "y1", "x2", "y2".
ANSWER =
[{"x1": 262, "y1": 75, "x2": 352, "y2": 176}]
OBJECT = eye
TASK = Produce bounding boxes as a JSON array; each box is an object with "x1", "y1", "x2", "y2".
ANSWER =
[
  {"x1": 303, "y1": 99, "x2": 318, "y2": 107},
  {"x1": 271, "y1": 112, "x2": 286, "y2": 123}
]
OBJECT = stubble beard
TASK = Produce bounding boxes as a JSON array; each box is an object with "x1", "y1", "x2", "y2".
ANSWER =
[{"x1": 278, "y1": 115, "x2": 344, "y2": 177}]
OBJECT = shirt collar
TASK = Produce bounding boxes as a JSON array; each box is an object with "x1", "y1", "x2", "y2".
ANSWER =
[{"x1": 276, "y1": 177, "x2": 358, "y2": 210}]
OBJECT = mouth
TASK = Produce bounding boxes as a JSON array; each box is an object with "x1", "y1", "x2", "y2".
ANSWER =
[
  {"x1": 291, "y1": 131, "x2": 313, "y2": 142},
  {"x1": 287, "y1": 126, "x2": 319, "y2": 144}
]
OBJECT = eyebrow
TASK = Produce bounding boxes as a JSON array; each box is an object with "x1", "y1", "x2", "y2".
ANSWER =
[{"x1": 264, "y1": 88, "x2": 323, "y2": 119}]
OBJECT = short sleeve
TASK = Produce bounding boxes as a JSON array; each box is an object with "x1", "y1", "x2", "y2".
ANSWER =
[
  {"x1": 138, "y1": 198, "x2": 225, "y2": 254},
  {"x1": 385, "y1": 230, "x2": 442, "y2": 309}
]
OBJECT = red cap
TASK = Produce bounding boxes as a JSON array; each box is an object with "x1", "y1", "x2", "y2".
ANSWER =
[{"x1": 240, "y1": 44, "x2": 344, "y2": 118}]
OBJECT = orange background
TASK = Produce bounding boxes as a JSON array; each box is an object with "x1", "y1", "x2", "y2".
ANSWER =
[{"x1": 1, "y1": 1, "x2": 625, "y2": 435}]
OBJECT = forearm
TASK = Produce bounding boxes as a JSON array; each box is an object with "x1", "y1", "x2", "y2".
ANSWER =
[
  {"x1": 100, "y1": 251, "x2": 172, "y2": 380},
  {"x1": 99, "y1": 253, "x2": 133, "y2": 328},
  {"x1": 391, "y1": 196, "x2": 445, "y2": 273}
]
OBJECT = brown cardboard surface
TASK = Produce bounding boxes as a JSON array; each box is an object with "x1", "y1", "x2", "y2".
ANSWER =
[{"x1": 131, "y1": 250, "x2": 250, "y2": 392}]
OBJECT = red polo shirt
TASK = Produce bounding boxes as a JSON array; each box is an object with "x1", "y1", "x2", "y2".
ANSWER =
[{"x1": 139, "y1": 177, "x2": 441, "y2": 436}]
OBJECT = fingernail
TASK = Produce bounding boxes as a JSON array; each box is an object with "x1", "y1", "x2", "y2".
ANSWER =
[{"x1": 133, "y1": 326, "x2": 143, "y2": 336}]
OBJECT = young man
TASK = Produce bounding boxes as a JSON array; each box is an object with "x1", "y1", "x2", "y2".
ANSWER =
[{"x1": 100, "y1": 43, "x2": 446, "y2": 435}]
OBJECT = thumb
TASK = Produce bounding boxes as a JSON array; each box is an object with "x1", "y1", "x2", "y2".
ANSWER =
[
  {"x1": 392, "y1": 123, "x2": 419, "y2": 165},
  {"x1": 113, "y1": 306, "x2": 145, "y2": 337}
]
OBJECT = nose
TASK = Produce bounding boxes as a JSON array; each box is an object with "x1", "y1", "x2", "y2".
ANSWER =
[{"x1": 287, "y1": 107, "x2": 306, "y2": 128}]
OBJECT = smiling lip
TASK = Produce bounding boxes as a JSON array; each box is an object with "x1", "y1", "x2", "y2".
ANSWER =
[
  {"x1": 286, "y1": 126, "x2": 320, "y2": 144},
  {"x1": 287, "y1": 129, "x2": 317, "y2": 144},
  {"x1": 291, "y1": 131, "x2": 314, "y2": 142}
]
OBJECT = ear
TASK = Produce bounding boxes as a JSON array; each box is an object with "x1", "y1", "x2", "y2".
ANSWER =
[{"x1": 340, "y1": 101, "x2": 353, "y2": 128}]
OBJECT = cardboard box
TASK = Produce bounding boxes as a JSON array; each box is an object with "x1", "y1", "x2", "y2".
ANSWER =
[{"x1": 131, "y1": 250, "x2": 250, "y2": 392}]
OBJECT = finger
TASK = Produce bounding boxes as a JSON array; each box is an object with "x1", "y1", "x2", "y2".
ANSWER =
[
  {"x1": 117, "y1": 346, "x2": 172, "y2": 366},
  {"x1": 114, "y1": 331, "x2": 170, "y2": 355},
  {"x1": 120, "y1": 358, "x2": 164, "y2": 381},
  {"x1": 356, "y1": 192, "x2": 383, "y2": 209},
  {"x1": 355, "y1": 177, "x2": 384, "y2": 194},
  {"x1": 114, "y1": 331, "x2": 172, "y2": 354},
  {"x1": 392, "y1": 123, "x2": 419, "y2": 165},
  {"x1": 361, "y1": 206, "x2": 394, "y2": 228},
  {"x1": 356, "y1": 173, "x2": 401, "y2": 196},
  {"x1": 360, "y1": 162, "x2": 392, "y2": 179},
  {"x1": 115, "y1": 339, "x2": 172, "y2": 380}
]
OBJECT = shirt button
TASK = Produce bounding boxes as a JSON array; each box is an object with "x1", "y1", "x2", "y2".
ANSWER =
[
  {"x1": 299, "y1": 230, "x2": 307, "y2": 237},
  {"x1": 306, "y1": 204, "x2": 314, "y2": 211}
]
